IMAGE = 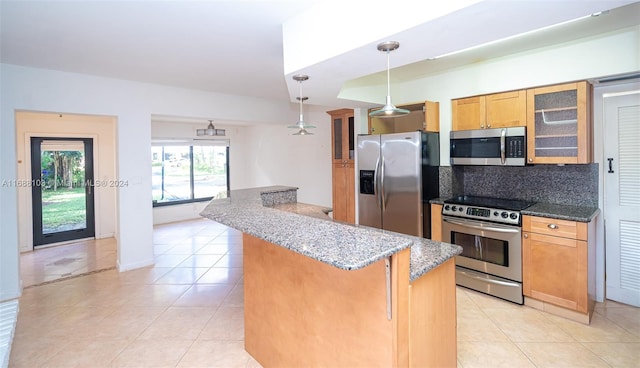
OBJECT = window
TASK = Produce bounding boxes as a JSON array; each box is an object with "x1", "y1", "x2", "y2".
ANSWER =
[{"x1": 152, "y1": 140, "x2": 229, "y2": 206}]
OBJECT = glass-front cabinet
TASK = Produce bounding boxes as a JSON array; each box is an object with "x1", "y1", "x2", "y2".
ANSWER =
[
  {"x1": 330, "y1": 109, "x2": 355, "y2": 164},
  {"x1": 526, "y1": 81, "x2": 592, "y2": 164},
  {"x1": 328, "y1": 108, "x2": 355, "y2": 223}
]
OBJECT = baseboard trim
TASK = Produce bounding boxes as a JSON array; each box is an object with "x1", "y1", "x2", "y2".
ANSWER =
[
  {"x1": 525, "y1": 296, "x2": 592, "y2": 324},
  {"x1": 117, "y1": 258, "x2": 155, "y2": 272}
]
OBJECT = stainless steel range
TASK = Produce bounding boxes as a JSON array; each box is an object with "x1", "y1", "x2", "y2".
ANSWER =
[{"x1": 441, "y1": 195, "x2": 535, "y2": 304}]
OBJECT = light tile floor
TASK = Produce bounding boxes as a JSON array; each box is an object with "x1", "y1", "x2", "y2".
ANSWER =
[
  {"x1": 10, "y1": 218, "x2": 640, "y2": 367},
  {"x1": 20, "y1": 237, "x2": 117, "y2": 288}
]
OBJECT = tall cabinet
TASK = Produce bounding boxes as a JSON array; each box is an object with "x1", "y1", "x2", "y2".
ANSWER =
[{"x1": 328, "y1": 109, "x2": 355, "y2": 223}]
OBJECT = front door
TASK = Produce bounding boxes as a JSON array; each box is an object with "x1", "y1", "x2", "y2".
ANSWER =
[
  {"x1": 603, "y1": 87, "x2": 640, "y2": 307},
  {"x1": 31, "y1": 138, "x2": 95, "y2": 246}
]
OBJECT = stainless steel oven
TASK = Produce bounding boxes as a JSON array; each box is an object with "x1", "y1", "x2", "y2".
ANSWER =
[{"x1": 441, "y1": 196, "x2": 534, "y2": 304}]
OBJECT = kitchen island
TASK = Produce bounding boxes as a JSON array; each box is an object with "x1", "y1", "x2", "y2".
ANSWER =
[{"x1": 201, "y1": 186, "x2": 461, "y2": 367}]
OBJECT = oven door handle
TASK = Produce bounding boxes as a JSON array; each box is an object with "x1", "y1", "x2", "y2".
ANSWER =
[
  {"x1": 457, "y1": 269, "x2": 521, "y2": 287},
  {"x1": 443, "y1": 217, "x2": 520, "y2": 233}
]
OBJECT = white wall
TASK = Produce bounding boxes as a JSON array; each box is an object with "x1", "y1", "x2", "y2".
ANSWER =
[
  {"x1": 14, "y1": 111, "x2": 117, "y2": 252},
  {"x1": 393, "y1": 27, "x2": 640, "y2": 161},
  {"x1": 0, "y1": 63, "x2": 329, "y2": 300},
  {"x1": 2, "y1": 27, "x2": 636, "y2": 301},
  {"x1": 351, "y1": 27, "x2": 639, "y2": 302},
  {"x1": 150, "y1": 109, "x2": 333, "y2": 225},
  {"x1": 238, "y1": 108, "x2": 333, "y2": 207}
]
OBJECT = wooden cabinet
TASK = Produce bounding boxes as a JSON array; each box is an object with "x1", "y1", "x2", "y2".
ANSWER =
[
  {"x1": 328, "y1": 109, "x2": 355, "y2": 223},
  {"x1": 526, "y1": 81, "x2": 592, "y2": 164},
  {"x1": 452, "y1": 90, "x2": 526, "y2": 131},
  {"x1": 522, "y1": 215, "x2": 595, "y2": 321},
  {"x1": 332, "y1": 163, "x2": 355, "y2": 223},
  {"x1": 486, "y1": 90, "x2": 527, "y2": 128},
  {"x1": 244, "y1": 234, "x2": 457, "y2": 367},
  {"x1": 369, "y1": 101, "x2": 439, "y2": 134},
  {"x1": 452, "y1": 96, "x2": 484, "y2": 131},
  {"x1": 430, "y1": 204, "x2": 443, "y2": 242}
]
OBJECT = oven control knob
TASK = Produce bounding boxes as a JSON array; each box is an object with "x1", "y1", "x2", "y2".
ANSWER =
[
  {"x1": 451, "y1": 206, "x2": 457, "y2": 211},
  {"x1": 501, "y1": 211, "x2": 509, "y2": 218},
  {"x1": 510, "y1": 213, "x2": 518, "y2": 220},
  {"x1": 493, "y1": 211, "x2": 499, "y2": 217},
  {"x1": 444, "y1": 205, "x2": 450, "y2": 211}
]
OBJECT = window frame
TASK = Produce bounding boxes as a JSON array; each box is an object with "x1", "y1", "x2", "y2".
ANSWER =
[{"x1": 152, "y1": 139, "x2": 230, "y2": 207}]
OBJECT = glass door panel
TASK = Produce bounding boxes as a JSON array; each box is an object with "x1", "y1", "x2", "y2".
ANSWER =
[
  {"x1": 31, "y1": 138, "x2": 95, "y2": 246},
  {"x1": 333, "y1": 118, "x2": 343, "y2": 161}
]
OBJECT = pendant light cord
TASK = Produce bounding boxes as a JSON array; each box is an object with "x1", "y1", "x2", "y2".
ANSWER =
[
  {"x1": 299, "y1": 80, "x2": 304, "y2": 123},
  {"x1": 386, "y1": 50, "x2": 391, "y2": 97}
]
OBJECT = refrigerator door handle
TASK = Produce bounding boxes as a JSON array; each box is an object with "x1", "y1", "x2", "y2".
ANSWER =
[
  {"x1": 374, "y1": 156, "x2": 382, "y2": 210},
  {"x1": 380, "y1": 156, "x2": 386, "y2": 213}
]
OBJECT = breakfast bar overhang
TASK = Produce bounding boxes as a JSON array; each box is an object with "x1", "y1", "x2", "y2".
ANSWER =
[{"x1": 201, "y1": 186, "x2": 461, "y2": 367}]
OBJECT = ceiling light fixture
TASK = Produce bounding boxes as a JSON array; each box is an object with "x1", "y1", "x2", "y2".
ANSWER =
[
  {"x1": 196, "y1": 120, "x2": 225, "y2": 136},
  {"x1": 369, "y1": 41, "x2": 410, "y2": 119},
  {"x1": 288, "y1": 74, "x2": 316, "y2": 135},
  {"x1": 428, "y1": 12, "x2": 606, "y2": 61}
]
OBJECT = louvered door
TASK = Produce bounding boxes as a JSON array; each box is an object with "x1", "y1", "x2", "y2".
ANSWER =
[{"x1": 604, "y1": 90, "x2": 640, "y2": 307}]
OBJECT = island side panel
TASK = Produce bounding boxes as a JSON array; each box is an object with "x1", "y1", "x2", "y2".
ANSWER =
[
  {"x1": 392, "y1": 247, "x2": 411, "y2": 367},
  {"x1": 243, "y1": 234, "x2": 394, "y2": 367},
  {"x1": 409, "y1": 258, "x2": 457, "y2": 367}
]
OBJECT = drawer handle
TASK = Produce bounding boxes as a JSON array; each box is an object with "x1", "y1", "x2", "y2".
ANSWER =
[{"x1": 548, "y1": 223, "x2": 559, "y2": 230}]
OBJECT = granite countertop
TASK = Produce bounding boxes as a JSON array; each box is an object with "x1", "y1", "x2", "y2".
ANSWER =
[
  {"x1": 522, "y1": 202, "x2": 600, "y2": 222},
  {"x1": 430, "y1": 197, "x2": 599, "y2": 222},
  {"x1": 272, "y1": 202, "x2": 333, "y2": 220},
  {"x1": 201, "y1": 186, "x2": 461, "y2": 281}
]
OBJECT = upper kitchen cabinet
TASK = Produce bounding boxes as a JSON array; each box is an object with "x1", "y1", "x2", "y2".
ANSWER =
[
  {"x1": 526, "y1": 81, "x2": 592, "y2": 164},
  {"x1": 452, "y1": 90, "x2": 526, "y2": 131},
  {"x1": 369, "y1": 101, "x2": 439, "y2": 134},
  {"x1": 329, "y1": 108, "x2": 355, "y2": 165},
  {"x1": 451, "y1": 96, "x2": 484, "y2": 131}
]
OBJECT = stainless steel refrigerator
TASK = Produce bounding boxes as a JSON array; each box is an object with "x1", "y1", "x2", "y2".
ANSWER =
[{"x1": 357, "y1": 131, "x2": 440, "y2": 238}]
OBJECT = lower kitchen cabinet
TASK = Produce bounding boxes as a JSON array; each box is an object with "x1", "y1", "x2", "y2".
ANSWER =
[
  {"x1": 430, "y1": 204, "x2": 443, "y2": 242},
  {"x1": 332, "y1": 163, "x2": 355, "y2": 223},
  {"x1": 522, "y1": 215, "x2": 596, "y2": 323}
]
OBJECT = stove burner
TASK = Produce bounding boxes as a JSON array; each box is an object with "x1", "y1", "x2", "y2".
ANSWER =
[
  {"x1": 442, "y1": 195, "x2": 535, "y2": 226},
  {"x1": 444, "y1": 195, "x2": 535, "y2": 211}
]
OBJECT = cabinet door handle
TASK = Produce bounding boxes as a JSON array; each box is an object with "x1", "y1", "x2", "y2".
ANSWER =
[
  {"x1": 523, "y1": 233, "x2": 529, "y2": 239},
  {"x1": 480, "y1": 124, "x2": 484, "y2": 128},
  {"x1": 608, "y1": 158, "x2": 614, "y2": 173},
  {"x1": 548, "y1": 223, "x2": 559, "y2": 230}
]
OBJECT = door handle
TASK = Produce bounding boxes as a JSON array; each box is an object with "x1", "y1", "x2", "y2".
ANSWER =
[
  {"x1": 380, "y1": 156, "x2": 386, "y2": 213},
  {"x1": 443, "y1": 217, "x2": 520, "y2": 233},
  {"x1": 607, "y1": 158, "x2": 614, "y2": 173},
  {"x1": 374, "y1": 156, "x2": 382, "y2": 210},
  {"x1": 458, "y1": 270, "x2": 521, "y2": 287}
]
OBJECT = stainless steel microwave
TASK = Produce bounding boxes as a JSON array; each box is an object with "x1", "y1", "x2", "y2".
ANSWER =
[{"x1": 450, "y1": 127, "x2": 526, "y2": 166}]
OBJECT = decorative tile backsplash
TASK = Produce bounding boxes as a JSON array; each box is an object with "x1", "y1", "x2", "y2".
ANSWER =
[{"x1": 439, "y1": 164, "x2": 598, "y2": 207}]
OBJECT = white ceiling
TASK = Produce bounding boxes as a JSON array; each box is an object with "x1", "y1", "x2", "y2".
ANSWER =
[{"x1": 1, "y1": 0, "x2": 639, "y2": 113}]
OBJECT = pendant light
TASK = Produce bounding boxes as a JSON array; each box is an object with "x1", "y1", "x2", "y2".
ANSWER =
[
  {"x1": 197, "y1": 120, "x2": 225, "y2": 136},
  {"x1": 288, "y1": 74, "x2": 316, "y2": 135},
  {"x1": 369, "y1": 41, "x2": 410, "y2": 118}
]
